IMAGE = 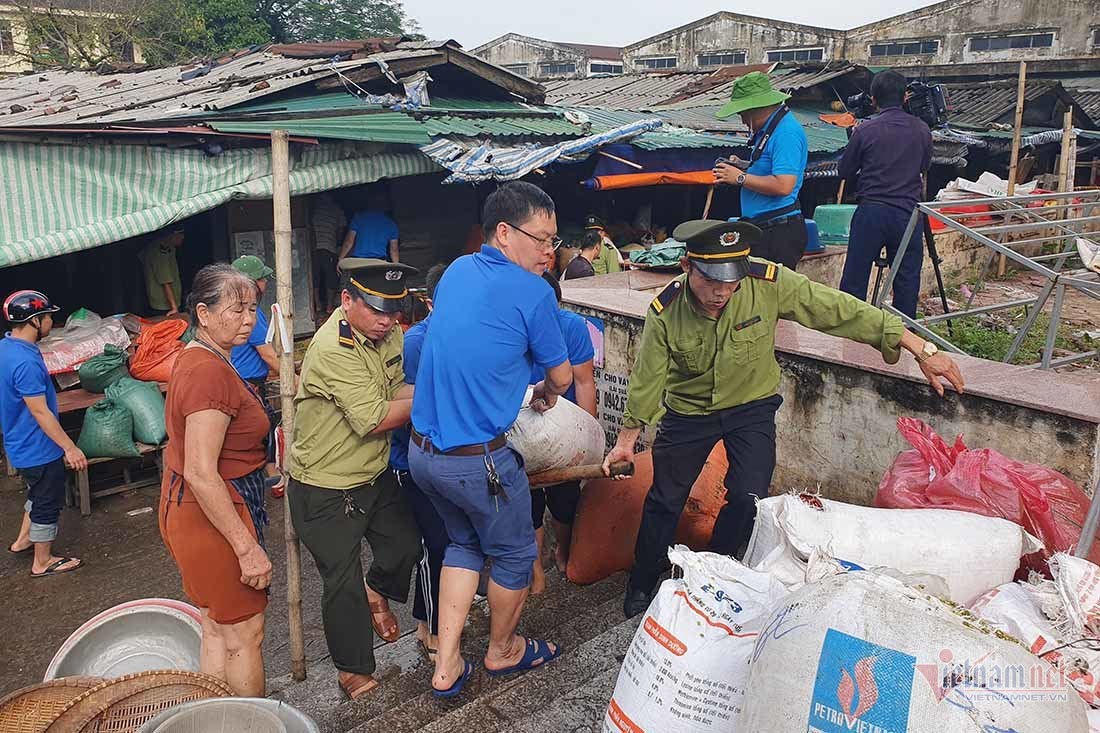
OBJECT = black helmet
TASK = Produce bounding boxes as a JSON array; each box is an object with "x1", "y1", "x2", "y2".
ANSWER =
[{"x1": 3, "y1": 290, "x2": 60, "y2": 323}]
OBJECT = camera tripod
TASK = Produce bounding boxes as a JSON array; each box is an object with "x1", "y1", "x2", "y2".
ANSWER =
[{"x1": 870, "y1": 211, "x2": 953, "y2": 336}]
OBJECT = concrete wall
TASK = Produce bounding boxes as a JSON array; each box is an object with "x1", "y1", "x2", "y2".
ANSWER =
[
  {"x1": 843, "y1": 0, "x2": 1099, "y2": 67},
  {"x1": 472, "y1": 34, "x2": 592, "y2": 80},
  {"x1": 623, "y1": 13, "x2": 844, "y2": 71},
  {"x1": 564, "y1": 283, "x2": 1100, "y2": 508}
]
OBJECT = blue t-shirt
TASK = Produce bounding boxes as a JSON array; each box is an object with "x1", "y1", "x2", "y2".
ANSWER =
[
  {"x1": 741, "y1": 108, "x2": 808, "y2": 220},
  {"x1": 348, "y1": 210, "x2": 399, "y2": 260},
  {"x1": 389, "y1": 316, "x2": 430, "y2": 471},
  {"x1": 230, "y1": 310, "x2": 270, "y2": 380},
  {"x1": 411, "y1": 245, "x2": 569, "y2": 451},
  {"x1": 0, "y1": 335, "x2": 64, "y2": 469},
  {"x1": 530, "y1": 309, "x2": 594, "y2": 404}
]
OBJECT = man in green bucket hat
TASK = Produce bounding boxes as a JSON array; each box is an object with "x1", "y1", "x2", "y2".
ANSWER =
[{"x1": 712, "y1": 70, "x2": 808, "y2": 271}]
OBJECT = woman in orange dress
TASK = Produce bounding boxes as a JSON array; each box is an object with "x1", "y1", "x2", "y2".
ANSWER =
[{"x1": 159, "y1": 263, "x2": 273, "y2": 696}]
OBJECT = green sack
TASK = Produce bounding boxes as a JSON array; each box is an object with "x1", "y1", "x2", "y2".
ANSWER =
[
  {"x1": 106, "y1": 378, "x2": 167, "y2": 445},
  {"x1": 180, "y1": 325, "x2": 197, "y2": 344},
  {"x1": 76, "y1": 399, "x2": 140, "y2": 458},
  {"x1": 629, "y1": 240, "x2": 686, "y2": 267},
  {"x1": 78, "y1": 344, "x2": 129, "y2": 393}
]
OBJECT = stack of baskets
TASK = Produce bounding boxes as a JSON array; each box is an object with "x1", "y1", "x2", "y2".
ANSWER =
[{"x1": 0, "y1": 670, "x2": 233, "y2": 733}]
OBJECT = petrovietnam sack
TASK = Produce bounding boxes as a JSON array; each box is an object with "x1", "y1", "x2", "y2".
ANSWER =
[
  {"x1": 77, "y1": 343, "x2": 129, "y2": 393},
  {"x1": 76, "y1": 399, "x2": 139, "y2": 458},
  {"x1": 130, "y1": 319, "x2": 187, "y2": 384},
  {"x1": 877, "y1": 417, "x2": 1098, "y2": 574},
  {"x1": 506, "y1": 387, "x2": 604, "y2": 474},
  {"x1": 745, "y1": 492, "x2": 1042, "y2": 605},
  {"x1": 106, "y1": 378, "x2": 166, "y2": 445},
  {"x1": 603, "y1": 546, "x2": 787, "y2": 733},
  {"x1": 741, "y1": 571, "x2": 1088, "y2": 732},
  {"x1": 567, "y1": 447, "x2": 727, "y2": 585}
]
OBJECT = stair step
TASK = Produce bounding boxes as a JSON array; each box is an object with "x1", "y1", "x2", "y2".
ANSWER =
[
  {"x1": 509, "y1": 664, "x2": 622, "y2": 732},
  {"x1": 271, "y1": 568, "x2": 628, "y2": 732},
  {"x1": 344, "y1": 573, "x2": 631, "y2": 733}
]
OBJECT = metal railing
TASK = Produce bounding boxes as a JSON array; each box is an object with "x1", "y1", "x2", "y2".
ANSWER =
[{"x1": 872, "y1": 190, "x2": 1100, "y2": 369}]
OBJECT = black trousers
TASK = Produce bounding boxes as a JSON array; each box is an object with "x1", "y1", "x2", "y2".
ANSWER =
[
  {"x1": 629, "y1": 395, "x2": 781, "y2": 593},
  {"x1": 395, "y1": 468, "x2": 448, "y2": 636},
  {"x1": 288, "y1": 472, "x2": 420, "y2": 675},
  {"x1": 530, "y1": 482, "x2": 581, "y2": 530},
  {"x1": 752, "y1": 214, "x2": 806, "y2": 271}
]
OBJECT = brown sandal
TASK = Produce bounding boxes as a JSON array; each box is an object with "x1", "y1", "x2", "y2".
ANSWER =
[
  {"x1": 369, "y1": 598, "x2": 401, "y2": 643},
  {"x1": 338, "y1": 672, "x2": 379, "y2": 700}
]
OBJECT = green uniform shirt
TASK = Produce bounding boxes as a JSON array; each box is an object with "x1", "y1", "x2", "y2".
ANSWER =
[
  {"x1": 288, "y1": 308, "x2": 405, "y2": 489},
  {"x1": 140, "y1": 241, "x2": 182, "y2": 311},
  {"x1": 622, "y1": 260, "x2": 905, "y2": 429},
  {"x1": 592, "y1": 234, "x2": 623, "y2": 275}
]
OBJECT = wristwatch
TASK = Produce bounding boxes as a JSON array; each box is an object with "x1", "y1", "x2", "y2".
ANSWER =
[
  {"x1": 736, "y1": 173, "x2": 747, "y2": 186},
  {"x1": 915, "y1": 341, "x2": 939, "y2": 364}
]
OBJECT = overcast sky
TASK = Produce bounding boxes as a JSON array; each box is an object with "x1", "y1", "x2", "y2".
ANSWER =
[{"x1": 403, "y1": 1, "x2": 943, "y2": 49}]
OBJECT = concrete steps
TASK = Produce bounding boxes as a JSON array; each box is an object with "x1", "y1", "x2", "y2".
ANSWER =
[{"x1": 268, "y1": 567, "x2": 637, "y2": 732}]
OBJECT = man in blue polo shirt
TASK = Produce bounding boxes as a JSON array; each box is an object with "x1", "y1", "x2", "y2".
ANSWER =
[
  {"x1": 408, "y1": 182, "x2": 572, "y2": 698},
  {"x1": 1, "y1": 290, "x2": 86, "y2": 578},
  {"x1": 338, "y1": 191, "x2": 400, "y2": 263},
  {"x1": 712, "y1": 71, "x2": 808, "y2": 270}
]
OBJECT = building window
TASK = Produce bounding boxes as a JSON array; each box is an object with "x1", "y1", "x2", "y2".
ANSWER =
[
  {"x1": 0, "y1": 20, "x2": 13, "y2": 56},
  {"x1": 697, "y1": 51, "x2": 747, "y2": 67},
  {"x1": 502, "y1": 63, "x2": 529, "y2": 76},
  {"x1": 590, "y1": 62, "x2": 623, "y2": 75},
  {"x1": 1092, "y1": 29, "x2": 1100, "y2": 48},
  {"x1": 766, "y1": 47, "x2": 825, "y2": 62},
  {"x1": 636, "y1": 56, "x2": 677, "y2": 70},
  {"x1": 539, "y1": 62, "x2": 577, "y2": 75},
  {"x1": 969, "y1": 32, "x2": 1054, "y2": 52},
  {"x1": 869, "y1": 40, "x2": 939, "y2": 57}
]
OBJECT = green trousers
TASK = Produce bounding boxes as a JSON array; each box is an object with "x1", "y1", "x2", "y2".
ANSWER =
[{"x1": 288, "y1": 470, "x2": 420, "y2": 675}]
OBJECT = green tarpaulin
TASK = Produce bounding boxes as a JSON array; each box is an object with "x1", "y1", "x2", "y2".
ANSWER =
[{"x1": 0, "y1": 141, "x2": 439, "y2": 267}]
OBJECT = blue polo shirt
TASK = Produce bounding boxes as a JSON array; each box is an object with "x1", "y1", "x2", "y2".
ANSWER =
[
  {"x1": 348, "y1": 210, "x2": 399, "y2": 260},
  {"x1": 411, "y1": 245, "x2": 569, "y2": 452},
  {"x1": 741, "y1": 107, "x2": 807, "y2": 220},
  {"x1": 530, "y1": 309, "x2": 594, "y2": 404},
  {"x1": 0, "y1": 335, "x2": 64, "y2": 469},
  {"x1": 230, "y1": 310, "x2": 270, "y2": 380},
  {"x1": 389, "y1": 315, "x2": 430, "y2": 471}
]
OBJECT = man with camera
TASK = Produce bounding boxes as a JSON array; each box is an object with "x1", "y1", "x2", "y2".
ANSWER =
[{"x1": 838, "y1": 70, "x2": 933, "y2": 319}]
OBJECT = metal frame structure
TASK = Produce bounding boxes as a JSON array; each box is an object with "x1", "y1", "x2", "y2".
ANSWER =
[{"x1": 873, "y1": 190, "x2": 1100, "y2": 369}]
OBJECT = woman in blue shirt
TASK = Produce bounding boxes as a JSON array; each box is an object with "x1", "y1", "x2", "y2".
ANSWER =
[{"x1": 229, "y1": 256, "x2": 280, "y2": 397}]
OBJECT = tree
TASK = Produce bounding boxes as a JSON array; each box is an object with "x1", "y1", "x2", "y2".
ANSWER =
[{"x1": 257, "y1": 0, "x2": 422, "y2": 45}]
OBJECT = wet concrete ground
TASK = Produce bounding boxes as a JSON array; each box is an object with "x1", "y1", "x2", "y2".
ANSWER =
[{"x1": 0, "y1": 468, "x2": 417, "y2": 697}]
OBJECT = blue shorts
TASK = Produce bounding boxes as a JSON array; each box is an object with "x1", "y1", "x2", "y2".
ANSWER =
[
  {"x1": 21, "y1": 457, "x2": 66, "y2": 542},
  {"x1": 408, "y1": 441, "x2": 536, "y2": 591}
]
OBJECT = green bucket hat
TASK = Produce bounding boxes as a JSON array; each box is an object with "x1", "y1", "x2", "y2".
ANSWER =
[
  {"x1": 232, "y1": 254, "x2": 274, "y2": 281},
  {"x1": 717, "y1": 71, "x2": 791, "y2": 119}
]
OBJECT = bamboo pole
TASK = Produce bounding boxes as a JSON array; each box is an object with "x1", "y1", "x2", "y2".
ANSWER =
[
  {"x1": 271, "y1": 130, "x2": 307, "y2": 682},
  {"x1": 836, "y1": 179, "x2": 846, "y2": 205},
  {"x1": 1059, "y1": 109, "x2": 1074, "y2": 193},
  {"x1": 702, "y1": 185, "x2": 715, "y2": 218},
  {"x1": 999, "y1": 61, "x2": 1027, "y2": 277}
]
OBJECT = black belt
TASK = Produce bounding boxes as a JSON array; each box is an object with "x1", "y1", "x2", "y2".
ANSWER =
[
  {"x1": 411, "y1": 428, "x2": 507, "y2": 456},
  {"x1": 748, "y1": 203, "x2": 803, "y2": 228}
]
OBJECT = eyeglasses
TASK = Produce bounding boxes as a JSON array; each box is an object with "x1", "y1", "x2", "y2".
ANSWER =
[{"x1": 507, "y1": 222, "x2": 563, "y2": 251}]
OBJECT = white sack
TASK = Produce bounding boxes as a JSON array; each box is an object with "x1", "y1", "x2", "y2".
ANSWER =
[
  {"x1": 507, "y1": 386, "x2": 605, "y2": 473},
  {"x1": 603, "y1": 546, "x2": 787, "y2": 733},
  {"x1": 745, "y1": 493, "x2": 1042, "y2": 604},
  {"x1": 742, "y1": 572, "x2": 1088, "y2": 732}
]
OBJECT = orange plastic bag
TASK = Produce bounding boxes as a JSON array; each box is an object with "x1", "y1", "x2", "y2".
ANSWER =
[
  {"x1": 566, "y1": 445, "x2": 728, "y2": 585},
  {"x1": 130, "y1": 319, "x2": 187, "y2": 383},
  {"x1": 876, "y1": 417, "x2": 1098, "y2": 575}
]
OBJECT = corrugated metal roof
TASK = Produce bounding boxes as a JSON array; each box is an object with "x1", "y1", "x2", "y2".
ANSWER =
[
  {"x1": 942, "y1": 80, "x2": 1060, "y2": 128},
  {"x1": 561, "y1": 107, "x2": 740, "y2": 150},
  {"x1": 205, "y1": 93, "x2": 549, "y2": 118},
  {"x1": 1071, "y1": 90, "x2": 1100, "y2": 122}
]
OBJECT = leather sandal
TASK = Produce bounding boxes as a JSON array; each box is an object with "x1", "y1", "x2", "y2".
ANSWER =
[
  {"x1": 338, "y1": 672, "x2": 379, "y2": 700},
  {"x1": 369, "y1": 598, "x2": 401, "y2": 643}
]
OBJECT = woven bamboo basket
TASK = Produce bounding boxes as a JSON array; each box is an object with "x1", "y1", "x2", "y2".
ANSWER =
[
  {"x1": 44, "y1": 671, "x2": 233, "y2": 733},
  {"x1": 0, "y1": 677, "x2": 103, "y2": 733}
]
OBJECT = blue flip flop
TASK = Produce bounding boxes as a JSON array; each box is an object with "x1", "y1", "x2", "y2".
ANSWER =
[
  {"x1": 432, "y1": 660, "x2": 473, "y2": 699},
  {"x1": 485, "y1": 638, "x2": 563, "y2": 677}
]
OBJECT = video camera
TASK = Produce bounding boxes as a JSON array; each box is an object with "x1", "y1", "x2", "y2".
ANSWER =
[{"x1": 847, "y1": 81, "x2": 949, "y2": 128}]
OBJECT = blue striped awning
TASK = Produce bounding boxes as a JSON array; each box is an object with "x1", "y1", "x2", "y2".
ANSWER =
[{"x1": 420, "y1": 118, "x2": 663, "y2": 184}]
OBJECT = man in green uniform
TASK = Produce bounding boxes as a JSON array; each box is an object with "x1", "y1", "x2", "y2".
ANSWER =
[
  {"x1": 602, "y1": 220, "x2": 966, "y2": 618},
  {"x1": 585, "y1": 215, "x2": 623, "y2": 275},
  {"x1": 287, "y1": 258, "x2": 422, "y2": 699},
  {"x1": 139, "y1": 229, "x2": 184, "y2": 315}
]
